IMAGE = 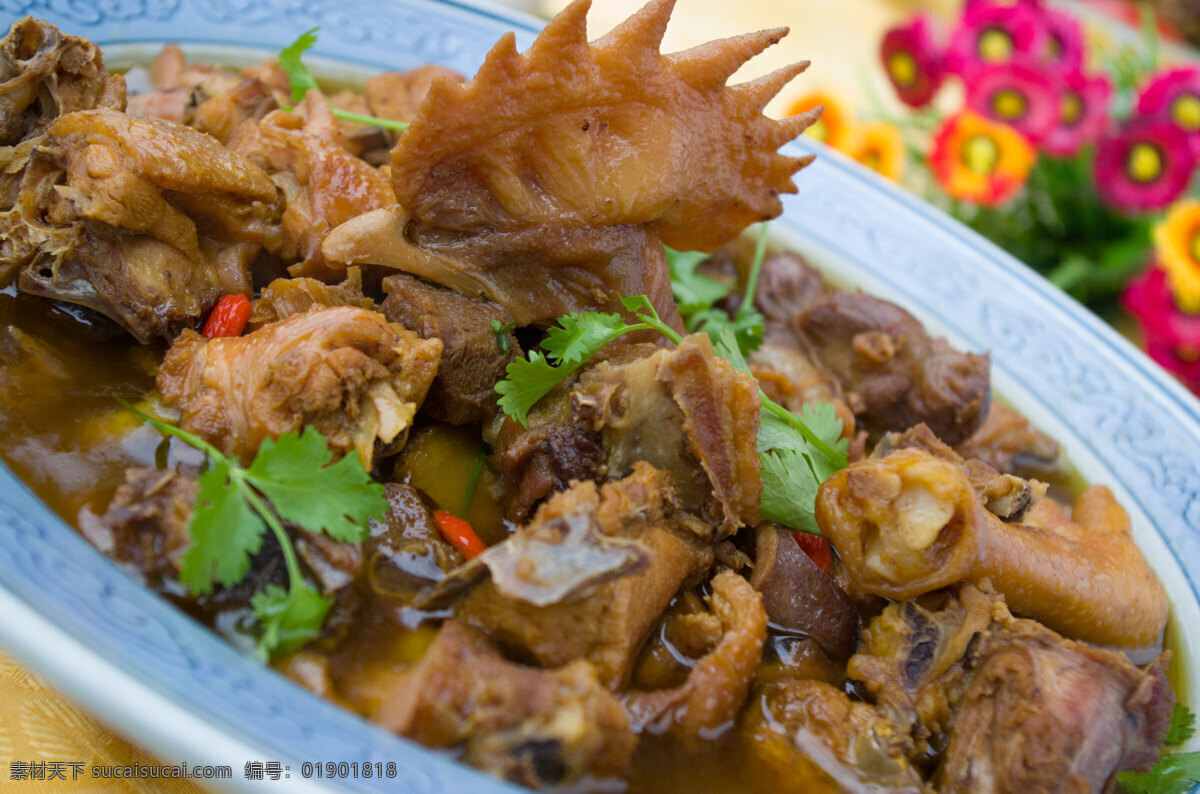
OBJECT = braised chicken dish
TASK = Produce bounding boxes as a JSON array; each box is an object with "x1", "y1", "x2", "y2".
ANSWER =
[{"x1": 0, "y1": 3, "x2": 1190, "y2": 792}]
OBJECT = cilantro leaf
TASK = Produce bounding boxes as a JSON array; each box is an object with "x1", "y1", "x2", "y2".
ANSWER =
[
  {"x1": 279, "y1": 27, "x2": 320, "y2": 104},
  {"x1": 1117, "y1": 752, "x2": 1200, "y2": 794},
  {"x1": 278, "y1": 28, "x2": 409, "y2": 132},
  {"x1": 496, "y1": 351, "x2": 581, "y2": 427},
  {"x1": 244, "y1": 427, "x2": 385, "y2": 544},
  {"x1": 490, "y1": 319, "x2": 514, "y2": 353},
  {"x1": 251, "y1": 582, "x2": 333, "y2": 658},
  {"x1": 1168, "y1": 705, "x2": 1198, "y2": 746},
  {"x1": 760, "y1": 449, "x2": 823, "y2": 535},
  {"x1": 542, "y1": 311, "x2": 627, "y2": 365},
  {"x1": 180, "y1": 460, "x2": 265, "y2": 594},
  {"x1": 667, "y1": 247, "x2": 731, "y2": 313}
]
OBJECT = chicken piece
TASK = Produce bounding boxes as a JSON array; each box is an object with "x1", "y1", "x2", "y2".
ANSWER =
[
  {"x1": 0, "y1": 17, "x2": 125, "y2": 145},
  {"x1": 365, "y1": 64, "x2": 464, "y2": 125},
  {"x1": 817, "y1": 448, "x2": 1169, "y2": 649},
  {"x1": 800, "y1": 293, "x2": 990, "y2": 445},
  {"x1": 848, "y1": 584, "x2": 1174, "y2": 792},
  {"x1": 125, "y1": 43, "x2": 244, "y2": 124},
  {"x1": 1, "y1": 109, "x2": 277, "y2": 341},
  {"x1": 187, "y1": 77, "x2": 279, "y2": 144},
  {"x1": 322, "y1": 0, "x2": 821, "y2": 328},
  {"x1": 248, "y1": 267, "x2": 375, "y2": 329},
  {"x1": 742, "y1": 680, "x2": 930, "y2": 794},
  {"x1": 441, "y1": 463, "x2": 713, "y2": 689},
  {"x1": 380, "y1": 272, "x2": 519, "y2": 424},
  {"x1": 228, "y1": 92, "x2": 395, "y2": 279},
  {"x1": 575, "y1": 333, "x2": 762, "y2": 536},
  {"x1": 157, "y1": 305, "x2": 442, "y2": 468},
  {"x1": 361, "y1": 483, "x2": 464, "y2": 608},
  {"x1": 750, "y1": 342, "x2": 854, "y2": 438},
  {"x1": 80, "y1": 466, "x2": 197, "y2": 584},
  {"x1": 954, "y1": 402, "x2": 1062, "y2": 480},
  {"x1": 373, "y1": 621, "x2": 635, "y2": 789},
  {"x1": 754, "y1": 251, "x2": 829, "y2": 346},
  {"x1": 748, "y1": 523, "x2": 860, "y2": 662},
  {"x1": 625, "y1": 571, "x2": 768, "y2": 741}
]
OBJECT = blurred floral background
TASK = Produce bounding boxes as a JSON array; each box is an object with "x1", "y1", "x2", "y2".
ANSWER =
[{"x1": 537, "y1": 0, "x2": 1200, "y2": 396}]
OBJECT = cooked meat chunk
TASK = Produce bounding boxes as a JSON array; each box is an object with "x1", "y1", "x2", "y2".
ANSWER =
[
  {"x1": 743, "y1": 679, "x2": 929, "y2": 793},
  {"x1": 81, "y1": 466, "x2": 197, "y2": 584},
  {"x1": 187, "y1": 77, "x2": 278, "y2": 144},
  {"x1": 364, "y1": 483, "x2": 464, "y2": 605},
  {"x1": 0, "y1": 17, "x2": 125, "y2": 145},
  {"x1": 955, "y1": 402, "x2": 1062, "y2": 479},
  {"x1": 576, "y1": 333, "x2": 762, "y2": 536},
  {"x1": 365, "y1": 64, "x2": 464, "y2": 125},
  {"x1": 748, "y1": 524, "x2": 860, "y2": 662},
  {"x1": 229, "y1": 92, "x2": 394, "y2": 279},
  {"x1": 373, "y1": 621, "x2": 636, "y2": 789},
  {"x1": 799, "y1": 293, "x2": 990, "y2": 445},
  {"x1": 754, "y1": 251, "x2": 829, "y2": 347},
  {"x1": 849, "y1": 584, "x2": 1174, "y2": 792},
  {"x1": 750, "y1": 341, "x2": 854, "y2": 436},
  {"x1": 249, "y1": 267, "x2": 375, "y2": 328},
  {"x1": 381, "y1": 272, "x2": 519, "y2": 424},
  {"x1": 451, "y1": 463, "x2": 713, "y2": 689},
  {"x1": 625, "y1": 571, "x2": 768, "y2": 740},
  {"x1": 157, "y1": 306, "x2": 442, "y2": 468},
  {"x1": 322, "y1": 0, "x2": 821, "y2": 328},
  {"x1": 818, "y1": 447, "x2": 1169, "y2": 649},
  {"x1": 1, "y1": 109, "x2": 277, "y2": 341}
]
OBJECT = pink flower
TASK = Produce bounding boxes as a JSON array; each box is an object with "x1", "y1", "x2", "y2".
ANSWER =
[
  {"x1": 1123, "y1": 266, "x2": 1200, "y2": 394},
  {"x1": 965, "y1": 60, "x2": 1060, "y2": 144},
  {"x1": 880, "y1": 13, "x2": 945, "y2": 108},
  {"x1": 1039, "y1": 7, "x2": 1085, "y2": 71},
  {"x1": 1042, "y1": 70, "x2": 1113, "y2": 157},
  {"x1": 1137, "y1": 67, "x2": 1200, "y2": 156},
  {"x1": 1094, "y1": 117, "x2": 1196, "y2": 213},
  {"x1": 945, "y1": 1, "x2": 1048, "y2": 76}
]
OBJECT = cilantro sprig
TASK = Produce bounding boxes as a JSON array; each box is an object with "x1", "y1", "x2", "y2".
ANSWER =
[
  {"x1": 280, "y1": 28, "x2": 410, "y2": 132},
  {"x1": 1117, "y1": 705, "x2": 1199, "y2": 794},
  {"x1": 667, "y1": 223, "x2": 768, "y2": 358},
  {"x1": 119, "y1": 399, "x2": 387, "y2": 658},
  {"x1": 494, "y1": 295, "x2": 846, "y2": 535}
]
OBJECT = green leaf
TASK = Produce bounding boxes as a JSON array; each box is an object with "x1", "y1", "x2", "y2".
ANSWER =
[
  {"x1": 667, "y1": 247, "x2": 731, "y2": 313},
  {"x1": 490, "y1": 319, "x2": 514, "y2": 353},
  {"x1": 1117, "y1": 752, "x2": 1200, "y2": 794},
  {"x1": 759, "y1": 449, "x2": 822, "y2": 535},
  {"x1": 179, "y1": 460, "x2": 265, "y2": 594},
  {"x1": 621, "y1": 295, "x2": 683, "y2": 344},
  {"x1": 496, "y1": 351, "x2": 579, "y2": 427},
  {"x1": 279, "y1": 28, "x2": 320, "y2": 104},
  {"x1": 251, "y1": 582, "x2": 333, "y2": 658},
  {"x1": 542, "y1": 311, "x2": 627, "y2": 365},
  {"x1": 243, "y1": 427, "x2": 386, "y2": 544},
  {"x1": 1167, "y1": 705, "x2": 1197, "y2": 746}
]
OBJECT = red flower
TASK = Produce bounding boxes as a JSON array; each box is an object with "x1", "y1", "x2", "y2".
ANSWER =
[
  {"x1": 1094, "y1": 117, "x2": 1196, "y2": 213},
  {"x1": 1042, "y1": 70, "x2": 1113, "y2": 157},
  {"x1": 1123, "y1": 266, "x2": 1200, "y2": 393},
  {"x1": 880, "y1": 13, "x2": 945, "y2": 108},
  {"x1": 964, "y1": 60, "x2": 1060, "y2": 144},
  {"x1": 1038, "y1": 7, "x2": 1085, "y2": 71},
  {"x1": 945, "y1": 1, "x2": 1047, "y2": 76},
  {"x1": 1137, "y1": 67, "x2": 1200, "y2": 156}
]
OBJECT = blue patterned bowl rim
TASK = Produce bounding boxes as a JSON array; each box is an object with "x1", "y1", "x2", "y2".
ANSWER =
[{"x1": 0, "y1": 2, "x2": 1196, "y2": 792}]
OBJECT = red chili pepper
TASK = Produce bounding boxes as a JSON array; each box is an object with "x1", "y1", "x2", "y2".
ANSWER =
[
  {"x1": 202, "y1": 294, "x2": 252, "y2": 339},
  {"x1": 794, "y1": 531, "x2": 832, "y2": 573},
  {"x1": 433, "y1": 509, "x2": 488, "y2": 559}
]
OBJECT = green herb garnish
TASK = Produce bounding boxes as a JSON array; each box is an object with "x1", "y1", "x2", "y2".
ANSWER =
[
  {"x1": 458, "y1": 446, "x2": 488, "y2": 518},
  {"x1": 1117, "y1": 752, "x2": 1200, "y2": 794},
  {"x1": 279, "y1": 28, "x2": 410, "y2": 132},
  {"x1": 494, "y1": 295, "x2": 846, "y2": 535},
  {"x1": 1167, "y1": 705, "x2": 1197, "y2": 746},
  {"x1": 120, "y1": 399, "x2": 387, "y2": 658},
  {"x1": 490, "y1": 319, "x2": 515, "y2": 353}
]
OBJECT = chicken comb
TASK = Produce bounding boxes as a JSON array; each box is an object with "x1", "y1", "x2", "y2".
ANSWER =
[{"x1": 392, "y1": 0, "x2": 819, "y2": 252}]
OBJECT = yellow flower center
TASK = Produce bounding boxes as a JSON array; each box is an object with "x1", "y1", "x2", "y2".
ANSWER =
[
  {"x1": 992, "y1": 89, "x2": 1027, "y2": 121},
  {"x1": 1170, "y1": 94, "x2": 1200, "y2": 131},
  {"x1": 1191, "y1": 228, "x2": 1200, "y2": 266},
  {"x1": 962, "y1": 134, "x2": 1000, "y2": 175},
  {"x1": 1061, "y1": 92, "x2": 1082, "y2": 126},
  {"x1": 861, "y1": 150, "x2": 882, "y2": 171},
  {"x1": 1047, "y1": 34, "x2": 1063, "y2": 59},
  {"x1": 887, "y1": 51, "x2": 918, "y2": 88},
  {"x1": 807, "y1": 118, "x2": 828, "y2": 142},
  {"x1": 1177, "y1": 343, "x2": 1200, "y2": 362},
  {"x1": 977, "y1": 28, "x2": 1014, "y2": 61},
  {"x1": 1126, "y1": 142, "x2": 1164, "y2": 184}
]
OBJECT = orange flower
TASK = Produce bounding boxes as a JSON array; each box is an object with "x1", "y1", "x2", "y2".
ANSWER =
[
  {"x1": 786, "y1": 90, "x2": 852, "y2": 150},
  {"x1": 1155, "y1": 199, "x2": 1200, "y2": 313},
  {"x1": 842, "y1": 122, "x2": 905, "y2": 181},
  {"x1": 930, "y1": 110, "x2": 1035, "y2": 207}
]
